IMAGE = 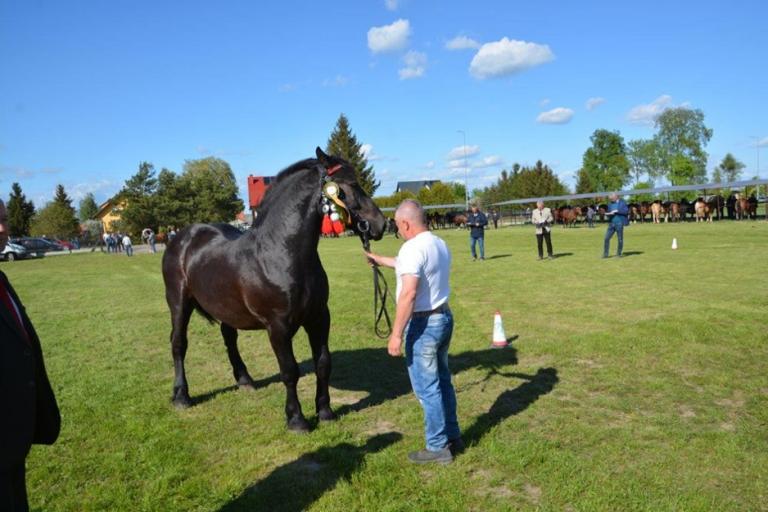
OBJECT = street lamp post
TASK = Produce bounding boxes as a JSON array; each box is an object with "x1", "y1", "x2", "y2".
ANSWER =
[{"x1": 457, "y1": 130, "x2": 469, "y2": 210}]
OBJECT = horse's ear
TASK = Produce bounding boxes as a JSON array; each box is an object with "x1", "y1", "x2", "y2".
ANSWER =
[{"x1": 316, "y1": 147, "x2": 330, "y2": 164}]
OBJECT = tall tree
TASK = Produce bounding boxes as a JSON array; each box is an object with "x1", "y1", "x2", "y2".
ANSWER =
[
  {"x1": 30, "y1": 184, "x2": 80, "y2": 238},
  {"x1": 580, "y1": 129, "x2": 631, "y2": 192},
  {"x1": 6, "y1": 182, "x2": 36, "y2": 236},
  {"x1": 118, "y1": 162, "x2": 159, "y2": 234},
  {"x1": 482, "y1": 161, "x2": 568, "y2": 202},
  {"x1": 155, "y1": 168, "x2": 194, "y2": 229},
  {"x1": 627, "y1": 139, "x2": 663, "y2": 184},
  {"x1": 326, "y1": 114, "x2": 380, "y2": 196},
  {"x1": 78, "y1": 193, "x2": 99, "y2": 221},
  {"x1": 653, "y1": 107, "x2": 712, "y2": 183},
  {"x1": 715, "y1": 153, "x2": 745, "y2": 183},
  {"x1": 416, "y1": 182, "x2": 456, "y2": 214},
  {"x1": 180, "y1": 157, "x2": 243, "y2": 223}
]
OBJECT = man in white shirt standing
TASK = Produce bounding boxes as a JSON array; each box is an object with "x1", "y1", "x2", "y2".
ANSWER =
[
  {"x1": 365, "y1": 200, "x2": 461, "y2": 465},
  {"x1": 531, "y1": 200, "x2": 554, "y2": 260}
]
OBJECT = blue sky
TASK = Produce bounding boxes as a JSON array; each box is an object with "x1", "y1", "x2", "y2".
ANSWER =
[{"x1": 2, "y1": 0, "x2": 767, "y2": 208}]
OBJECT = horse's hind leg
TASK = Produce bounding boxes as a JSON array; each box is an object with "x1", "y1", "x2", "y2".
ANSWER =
[
  {"x1": 268, "y1": 324, "x2": 310, "y2": 432},
  {"x1": 304, "y1": 306, "x2": 336, "y2": 422},
  {"x1": 221, "y1": 323, "x2": 256, "y2": 390},
  {"x1": 169, "y1": 297, "x2": 194, "y2": 408}
]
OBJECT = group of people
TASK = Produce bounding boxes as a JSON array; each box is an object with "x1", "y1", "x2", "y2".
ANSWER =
[
  {"x1": 102, "y1": 232, "x2": 133, "y2": 256},
  {"x1": 464, "y1": 193, "x2": 629, "y2": 262}
]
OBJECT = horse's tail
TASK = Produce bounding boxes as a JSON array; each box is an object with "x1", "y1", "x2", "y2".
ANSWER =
[{"x1": 191, "y1": 298, "x2": 218, "y2": 324}]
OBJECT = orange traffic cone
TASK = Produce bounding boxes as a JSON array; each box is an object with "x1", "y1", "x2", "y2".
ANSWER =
[{"x1": 491, "y1": 311, "x2": 509, "y2": 348}]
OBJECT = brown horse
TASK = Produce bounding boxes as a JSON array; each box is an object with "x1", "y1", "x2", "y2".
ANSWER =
[
  {"x1": 559, "y1": 206, "x2": 580, "y2": 228},
  {"x1": 694, "y1": 199, "x2": 711, "y2": 222},
  {"x1": 161, "y1": 148, "x2": 385, "y2": 431},
  {"x1": 651, "y1": 201, "x2": 666, "y2": 223}
]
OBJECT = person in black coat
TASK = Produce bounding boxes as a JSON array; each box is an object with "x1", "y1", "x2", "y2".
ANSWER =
[
  {"x1": 466, "y1": 204, "x2": 488, "y2": 260},
  {"x1": 0, "y1": 199, "x2": 61, "y2": 512}
]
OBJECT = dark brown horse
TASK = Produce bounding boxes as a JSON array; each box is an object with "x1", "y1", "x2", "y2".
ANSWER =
[{"x1": 161, "y1": 148, "x2": 385, "y2": 431}]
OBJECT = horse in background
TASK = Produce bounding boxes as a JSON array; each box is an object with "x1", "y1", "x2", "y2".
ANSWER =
[
  {"x1": 161, "y1": 148, "x2": 385, "y2": 431},
  {"x1": 707, "y1": 195, "x2": 725, "y2": 220},
  {"x1": 559, "y1": 206, "x2": 581, "y2": 228},
  {"x1": 694, "y1": 198, "x2": 712, "y2": 222},
  {"x1": 651, "y1": 201, "x2": 667, "y2": 223}
]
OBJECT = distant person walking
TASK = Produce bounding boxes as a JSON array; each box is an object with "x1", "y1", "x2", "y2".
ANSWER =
[
  {"x1": 531, "y1": 201, "x2": 554, "y2": 260},
  {"x1": 586, "y1": 206, "x2": 595, "y2": 228},
  {"x1": 466, "y1": 204, "x2": 488, "y2": 261},
  {"x1": 603, "y1": 193, "x2": 629, "y2": 258},
  {"x1": 122, "y1": 234, "x2": 133, "y2": 256}
]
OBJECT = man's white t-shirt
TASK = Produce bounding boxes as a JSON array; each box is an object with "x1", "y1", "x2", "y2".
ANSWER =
[{"x1": 395, "y1": 231, "x2": 451, "y2": 312}]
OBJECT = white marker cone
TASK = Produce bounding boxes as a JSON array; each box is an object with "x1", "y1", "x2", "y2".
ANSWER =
[
  {"x1": 671, "y1": 238, "x2": 678, "y2": 250},
  {"x1": 491, "y1": 311, "x2": 509, "y2": 348}
]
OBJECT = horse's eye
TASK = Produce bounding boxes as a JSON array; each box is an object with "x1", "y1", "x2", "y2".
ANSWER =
[{"x1": 337, "y1": 188, "x2": 346, "y2": 200}]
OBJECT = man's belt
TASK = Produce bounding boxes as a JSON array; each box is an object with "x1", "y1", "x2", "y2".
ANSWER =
[{"x1": 412, "y1": 303, "x2": 450, "y2": 318}]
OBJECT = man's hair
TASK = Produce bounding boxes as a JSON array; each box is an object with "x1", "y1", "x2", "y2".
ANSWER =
[
  {"x1": 609, "y1": 193, "x2": 619, "y2": 201},
  {"x1": 396, "y1": 199, "x2": 426, "y2": 227}
]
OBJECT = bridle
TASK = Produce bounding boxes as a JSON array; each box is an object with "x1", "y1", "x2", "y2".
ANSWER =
[{"x1": 318, "y1": 162, "x2": 392, "y2": 338}]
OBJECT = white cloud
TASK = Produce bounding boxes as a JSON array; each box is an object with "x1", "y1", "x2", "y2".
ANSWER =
[
  {"x1": 448, "y1": 159, "x2": 466, "y2": 169},
  {"x1": 322, "y1": 75, "x2": 349, "y2": 87},
  {"x1": 536, "y1": 107, "x2": 574, "y2": 124},
  {"x1": 472, "y1": 155, "x2": 503, "y2": 168},
  {"x1": 469, "y1": 37, "x2": 554, "y2": 79},
  {"x1": 447, "y1": 145, "x2": 480, "y2": 159},
  {"x1": 385, "y1": 0, "x2": 398, "y2": 10},
  {"x1": 399, "y1": 50, "x2": 427, "y2": 79},
  {"x1": 445, "y1": 36, "x2": 481, "y2": 50},
  {"x1": 367, "y1": 19, "x2": 410, "y2": 53},
  {"x1": 586, "y1": 97, "x2": 605, "y2": 111},
  {"x1": 626, "y1": 95, "x2": 674, "y2": 125},
  {"x1": 755, "y1": 136, "x2": 768, "y2": 148},
  {"x1": 539, "y1": 98, "x2": 550, "y2": 107},
  {"x1": 0, "y1": 165, "x2": 62, "y2": 178},
  {"x1": 423, "y1": 161, "x2": 435, "y2": 169},
  {"x1": 69, "y1": 180, "x2": 115, "y2": 201},
  {"x1": 360, "y1": 144, "x2": 374, "y2": 159}
]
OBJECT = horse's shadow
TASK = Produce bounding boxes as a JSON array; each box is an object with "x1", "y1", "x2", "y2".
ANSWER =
[{"x1": 217, "y1": 431, "x2": 401, "y2": 512}]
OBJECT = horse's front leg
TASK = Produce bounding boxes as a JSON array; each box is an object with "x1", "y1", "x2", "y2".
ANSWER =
[
  {"x1": 268, "y1": 323, "x2": 310, "y2": 432},
  {"x1": 304, "y1": 306, "x2": 336, "y2": 422}
]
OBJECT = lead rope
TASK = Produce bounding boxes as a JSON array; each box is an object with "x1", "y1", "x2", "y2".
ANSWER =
[{"x1": 358, "y1": 220, "x2": 392, "y2": 339}]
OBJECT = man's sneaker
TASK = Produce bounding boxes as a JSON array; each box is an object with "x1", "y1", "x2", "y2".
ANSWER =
[
  {"x1": 407, "y1": 447, "x2": 453, "y2": 465},
  {"x1": 446, "y1": 438, "x2": 465, "y2": 456}
]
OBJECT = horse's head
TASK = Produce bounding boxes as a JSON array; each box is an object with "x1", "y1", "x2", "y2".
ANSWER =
[{"x1": 316, "y1": 147, "x2": 386, "y2": 244}]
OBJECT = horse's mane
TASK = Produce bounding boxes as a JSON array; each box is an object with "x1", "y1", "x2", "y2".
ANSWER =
[{"x1": 252, "y1": 158, "x2": 320, "y2": 227}]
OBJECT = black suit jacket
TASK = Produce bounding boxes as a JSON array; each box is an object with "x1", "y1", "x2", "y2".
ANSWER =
[{"x1": 0, "y1": 270, "x2": 60, "y2": 469}]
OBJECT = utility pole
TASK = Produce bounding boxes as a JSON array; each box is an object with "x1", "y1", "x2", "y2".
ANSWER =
[{"x1": 457, "y1": 130, "x2": 469, "y2": 210}]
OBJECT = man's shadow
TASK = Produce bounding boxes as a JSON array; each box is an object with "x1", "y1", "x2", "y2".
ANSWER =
[
  {"x1": 329, "y1": 346, "x2": 521, "y2": 417},
  {"x1": 217, "y1": 432, "x2": 401, "y2": 512}
]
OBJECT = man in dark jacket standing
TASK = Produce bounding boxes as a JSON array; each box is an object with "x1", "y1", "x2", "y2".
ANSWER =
[
  {"x1": 603, "y1": 193, "x2": 630, "y2": 258},
  {"x1": 466, "y1": 204, "x2": 488, "y2": 260},
  {"x1": 0, "y1": 199, "x2": 61, "y2": 511}
]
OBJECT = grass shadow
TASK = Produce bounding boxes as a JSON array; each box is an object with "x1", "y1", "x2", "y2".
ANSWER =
[
  {"x1": 486, "y1": 254, "x2": 512, "y2": 260},
  {"x1": 551, "y1": 252, "x2": 573, "y2": 259},
  {"x1": 462, "y1": 368, "x2": 559, "y2": 449},
  {"x1": 330, "y1": 346, "x2": 519, "y2": 417},
  {"x1": 622, "y1": 251, "x2": 644, "y2": 257},
  {"x1": 191, "y1": 373, "x2": 284, "y2": 406},
  {"x1": 217, "y1": 432, "x2": 402, "y2": 512}
]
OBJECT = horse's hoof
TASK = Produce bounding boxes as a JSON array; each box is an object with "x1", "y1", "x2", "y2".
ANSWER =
[
  {"x1": 237, "y1": 381, "x2": 256, "y2": 392},
  {"x1": 318, "y1": 408, "x2": 337, "y2": 422},
  {"x1": 287, "y1": 417, "x2": 311, "y2": 433}
]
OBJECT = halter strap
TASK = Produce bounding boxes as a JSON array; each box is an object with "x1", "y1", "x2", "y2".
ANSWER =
[{"x1": 326, "y1": 164, "x2": 342, "y2": 176}]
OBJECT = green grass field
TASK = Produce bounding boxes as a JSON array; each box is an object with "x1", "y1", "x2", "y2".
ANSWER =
[{"x1": 6, "y1": 220, "x2": 768, "y2": 511}]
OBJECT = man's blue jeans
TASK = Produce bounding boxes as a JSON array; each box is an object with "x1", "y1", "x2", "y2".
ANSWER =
[
  {"x1": 405, "y1": 309, "x2": 460, "y2": 452},
  {"x1": 604, "y1": 223, "x2": 624, "y2": 256},
  {"x1": 470, "y1": 236, "x2": 484, "y2": 259}
]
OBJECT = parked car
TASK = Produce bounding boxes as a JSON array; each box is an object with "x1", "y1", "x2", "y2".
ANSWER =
[
  {"x1": 1, "y1": 241, "x2": 28, "y2": 261},
  {"x1": 11, "y1": 237, "x2": 64, "y2": 256}
]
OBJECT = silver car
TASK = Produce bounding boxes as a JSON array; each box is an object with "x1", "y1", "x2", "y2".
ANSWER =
[{"x1": 1, "y1": 241, "x2": 28, "y2": 261}]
